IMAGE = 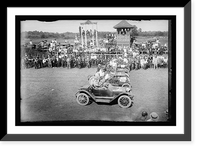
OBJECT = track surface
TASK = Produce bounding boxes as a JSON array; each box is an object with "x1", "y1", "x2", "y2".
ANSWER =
[{"x1": 21, "y1": 67, "x2": 168, "y2": 122}]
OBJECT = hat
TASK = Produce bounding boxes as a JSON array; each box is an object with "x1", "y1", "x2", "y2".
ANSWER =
[
  {"x1": 149, "y1": 112, "x2": 159, "y2": 121},
  {"x1": 142, "y1": 111, "x2": 148, "y2": 118},
  {"x1": 165, "y1": 109, "x2": 168, "y2": 115}
]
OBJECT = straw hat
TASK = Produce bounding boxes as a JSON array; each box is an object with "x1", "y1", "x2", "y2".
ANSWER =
[{"x1": 149, "y1": 112, "x2": 159, "y2": 121}]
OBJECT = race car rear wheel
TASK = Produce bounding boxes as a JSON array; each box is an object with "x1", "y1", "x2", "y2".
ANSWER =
[
  {"x1": 76, "y1": 93, "x2": 90, "y2": 106},
  {"x1": 118, "y1": 95, "x2": 132, "y2": 108}
]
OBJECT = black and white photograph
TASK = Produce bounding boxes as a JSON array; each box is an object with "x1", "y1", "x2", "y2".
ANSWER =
[
  {"x1": 3, "y1": 1, "x2": 193, "y2": 143},
  {"x1": 18, "y1": 16, "x2": 175, "y2": 125}
]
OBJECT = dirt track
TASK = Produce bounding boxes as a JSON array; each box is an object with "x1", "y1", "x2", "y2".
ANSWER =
[{"x1": 20, "y1": 67, "x2": 168, "y2": 122}]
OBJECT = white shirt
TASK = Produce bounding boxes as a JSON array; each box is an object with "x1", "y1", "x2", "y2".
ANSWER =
[
  {"x1": 104, "y1": 73, "x2": 110, "y2": 80},
  {"x1": 124, "y1": 52, "x2": 128, "y2": 57},
  {"x1": 95, "y1": 72, "x2": 100, "y2": 78},
  {"x1": 99, "y1": 69, "x2": 105, "y2": 77},
  {"x1": 124, "y1": 58, "x2": 128, "y2": 63}
]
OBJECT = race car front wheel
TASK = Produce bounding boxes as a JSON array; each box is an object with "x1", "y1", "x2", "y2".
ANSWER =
[
  {"x1": 76, "y1": 93, "x2": 90, "y2": 106},
  {"x1": 118, "y1": 95, "x2": 132, "y2": 108}
]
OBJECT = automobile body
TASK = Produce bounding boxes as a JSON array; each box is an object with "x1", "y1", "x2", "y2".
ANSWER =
[{"x1": 75, "y1": 84, "x2": 134, "y2": 108}]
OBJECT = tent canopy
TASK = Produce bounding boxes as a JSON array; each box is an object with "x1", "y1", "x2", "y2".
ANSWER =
[{"x1": 80, "y1": 20, "x2": 97, "y2": 25}]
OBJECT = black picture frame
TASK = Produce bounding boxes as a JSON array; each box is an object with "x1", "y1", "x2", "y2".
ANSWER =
[{"x1": 3, "y1": 1, "x2": 191, "y2": 141}]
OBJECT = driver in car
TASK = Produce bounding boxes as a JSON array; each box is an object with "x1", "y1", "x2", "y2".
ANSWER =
[
  {"x1": 89, "y1": 68, "x2": 105, "y2": 88},
  {"x1": 98, "y1": 69, "x2": 114, "y2": 89}
]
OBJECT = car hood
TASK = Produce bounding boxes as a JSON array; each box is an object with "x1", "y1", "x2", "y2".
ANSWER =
[
  {"x1": 111, "y1": 86, "x2": 133, "y2": 94},
  {"x1": 79, "y1": 84, "x2": 90, "y2": 90},
  {"x1": 111, "y1": 86, "x2": 126, "y2": 93},
  {"x1": 114, "y1": 72, "x2": 129, "y2": 77}
]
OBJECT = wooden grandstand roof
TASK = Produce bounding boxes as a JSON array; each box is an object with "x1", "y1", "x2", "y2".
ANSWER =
[{"x1": 113, "y1": 20, "x2": 133, "y2": 29}]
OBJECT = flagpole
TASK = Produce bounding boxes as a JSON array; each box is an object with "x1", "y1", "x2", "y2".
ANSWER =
[
  {"x1": 92, "y1": 24, "x2": 94, "y2": 47},
  {"x1": 85, "y1": 24, "x2": 87, "y2": 47},
  {"x1": 81, "y1": 26, "x2": 83, "y2": 48},
  {"x1": 96, "y1": 23, "x2": 98, "y2": 47}
]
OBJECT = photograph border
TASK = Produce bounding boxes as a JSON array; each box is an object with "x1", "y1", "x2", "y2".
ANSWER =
[{"x1": 2, "y1": 1, "x2": 191, "y2": 141}]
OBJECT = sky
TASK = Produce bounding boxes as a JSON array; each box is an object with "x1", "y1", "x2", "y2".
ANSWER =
[{"x1": 21, "y1": 20, "x2": 168, "y2": 33}]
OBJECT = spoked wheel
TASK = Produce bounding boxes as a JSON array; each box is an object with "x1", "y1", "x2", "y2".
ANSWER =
[
  {"x1": 76, "y1": 93, "x2": 90, "y2": 106},
  {"x1": 118, "y1": 95, "x2": 132, "y2": 108},
  {"x1": 125, "y1": 73, "x2": 130, "y2": 78},
  {"x1": 122, "y1": 83, "x2": 131, "y2": 88}
]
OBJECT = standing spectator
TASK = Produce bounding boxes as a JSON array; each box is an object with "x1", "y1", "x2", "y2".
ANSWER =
[
  {"x1": 44, "y1": 40, "x2": 48, "y2": 48},
  {"x1": 58, "y1": 54, "x2": 62, "y2": 67},
  {"x1": 52, "y1": 56, "x2": 56, "y2": 68},
  {"x1": 40, "y1": 41, "x2": 44, "y2": 48},
  {"x1": 67, "y1": 56, "x2": 71, "y2": 69},
  {"x1": 63, "y1": 55, "x2": 67, "y2": 68},
  {"x1": 57, "y1": 54, "x2": 60, "y2": 67},
  {"x1": 54, "y1": 39, "x2": 57, "y2": 44},
  {"x1": 29, "y1": 40, "x2": 33, "y2": 45},
  {"x1": 97, "y1": 64, "x2": 101, "y2": 72},
  {"x1": 60, "y1": 54, "x2": 65, "y2": 68},
  {"x1": 152, "y1": 55, "x2": 158, "y2": 69},
  {"x1": 47, "y1": 55, "x2": 52, "y2": 68}
]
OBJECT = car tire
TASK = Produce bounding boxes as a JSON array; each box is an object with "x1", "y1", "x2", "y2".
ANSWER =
[
  {"x1": 76, "y1": 93, "x2": 90, "y2": 106},
  {"x1": 118, "y1": 95, "x2": 132, "y2": 108},
  {"x1": 125, "y1": 73, "x2": 130, "y2": 78},
  {"x1": 122, "y1": 83, "x2": 131, "y2": 88}
]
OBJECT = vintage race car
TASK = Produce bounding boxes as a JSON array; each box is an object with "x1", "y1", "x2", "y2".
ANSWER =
[
  {"x1": 116, "y1": 64, "x2": 130, "y2": 74},
  {"x1": 87, "y1": 72, "x2": 131, "y2": 88},
  {"x1": 114, "y1": 71, "x2": 130, "y2": 78},
  {"x1": 107, "y1": 73, "x2": 131, "y2": 88},
  {"x1": 75, "y1": 84, "x2": 134, "y2": 108}
]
